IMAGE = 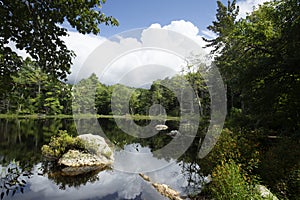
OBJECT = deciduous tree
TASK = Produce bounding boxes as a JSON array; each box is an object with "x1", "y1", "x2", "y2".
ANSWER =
[{"x1": 0, "y1": 0, "x2": 118, "y2": 80}]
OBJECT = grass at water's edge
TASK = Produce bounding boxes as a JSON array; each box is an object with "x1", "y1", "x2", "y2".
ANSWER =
[
  {"x1": 0, "y1": 114, "x2": 72, "y2": 119},
  {"x1": 0, "y1": 114, "x2": 180, "y2": 121}
]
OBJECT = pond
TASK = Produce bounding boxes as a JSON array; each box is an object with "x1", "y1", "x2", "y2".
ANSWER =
[{"x1": 0, "y1": 118, "x2": 208, "y2": 200}]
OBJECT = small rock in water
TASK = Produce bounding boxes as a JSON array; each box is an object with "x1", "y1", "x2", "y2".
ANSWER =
[
  {"x1": 155, "y1": 124, "x2": 168, "y2": 131},
  {"x1": 167, "y1": 130, "x2": 180, "y2": 137}
]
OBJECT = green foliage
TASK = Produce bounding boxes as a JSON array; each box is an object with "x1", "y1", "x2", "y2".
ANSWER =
[
  {"x1": 2, "y1": 59, "x2": 210, "y2": 118},
  {"x1": 73, "y1": 71, "x2": 208, "y2": 118},
  {"x1": 110, "y1": 84, "x2": 135, "y2": 115},
  {"x1": 72, "y1": 73, "x2": 99, "y2": 114},
  {"x1": 208, "y1": 160, "x2": 262, "y2": 200},
  {"x1": 285, "y1": 169, "x2": 300, "y2": 200},
  {"x1": 0, "y1": 0, "x2": 118, "y2": 80},
  {"x1": 95, "y1": 83, "x2": 112, "y2": 115},
  {"x1": 204, "y1": 0, "x2": 239, "y2": 53},
  {"x1": 5, "y1": 59, "x2": 72, "y2": 115},
  {"x1": 0, "y1": 47, "x2": 22, "y2": 100},
  {"x1": 204, "y1": 1, "x2": 300, "y2": 198},
  {"x1": 258, "y1": 138, "x2": 300, "y2": 200},
  {"x1": 199, "y1": 128, "x2": 261, "y2": 182},
  {"x1": 41, "y1": 130, "x2": 85, "y2": 160},
  {"x1": 206, "y1": 0, "x2": 300, "y2": 133}
]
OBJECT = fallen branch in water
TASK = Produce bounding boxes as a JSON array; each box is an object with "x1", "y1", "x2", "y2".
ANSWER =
[{"x1": 139, "y1": 173, "x2": 183, "y2": 200}]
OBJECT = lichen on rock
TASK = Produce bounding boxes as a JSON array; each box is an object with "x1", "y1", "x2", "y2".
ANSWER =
[
  {"x1": 58, "y1": 149, "x2": 112, "y2": 167},
  {"x1": 78, "y1": 133, "x2": 114, "y2": 161}
]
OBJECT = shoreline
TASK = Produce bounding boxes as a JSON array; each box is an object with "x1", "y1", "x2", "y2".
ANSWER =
[{"x1": 0, "y1": 114, "x2": 181, "y2": 121}]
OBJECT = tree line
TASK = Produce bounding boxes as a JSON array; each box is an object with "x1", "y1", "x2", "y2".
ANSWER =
[{"x1": 0, "y1": 58, "x2": 210, "y2": 117}]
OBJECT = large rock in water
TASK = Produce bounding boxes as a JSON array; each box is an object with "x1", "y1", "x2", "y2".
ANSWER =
[{"x1": 58, "y1": 134, "x2": 114, "y2": 176}]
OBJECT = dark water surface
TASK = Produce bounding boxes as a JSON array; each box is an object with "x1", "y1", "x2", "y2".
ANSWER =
[{"x1": 0, "y1": 118, "x2": 205, "y2": 200}]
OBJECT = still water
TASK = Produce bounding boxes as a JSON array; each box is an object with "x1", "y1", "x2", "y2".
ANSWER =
[{"x1": 0, "y1": 118, "x2": 206, "y2": 200}]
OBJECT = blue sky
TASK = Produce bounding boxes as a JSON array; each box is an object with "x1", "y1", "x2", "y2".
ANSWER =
[{"x1": 98, "y1": 0, "x2": 227, "y2": 37}]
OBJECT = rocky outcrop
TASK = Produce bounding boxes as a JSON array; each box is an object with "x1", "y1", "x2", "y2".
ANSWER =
[{"x1": 58, "y1": 134, "x2": 114, "y2": 176}]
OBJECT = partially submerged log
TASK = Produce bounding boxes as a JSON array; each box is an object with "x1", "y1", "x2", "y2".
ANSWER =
[{"x1": 139, "y1": 173, "x2": 183, "y2": 200}]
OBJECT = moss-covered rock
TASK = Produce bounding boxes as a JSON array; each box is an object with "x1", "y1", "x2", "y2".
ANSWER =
[{"x1": 41, "y1": 131, "x2": 114, "y2": 176}]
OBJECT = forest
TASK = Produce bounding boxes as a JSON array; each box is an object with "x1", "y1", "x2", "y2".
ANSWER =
[
  {"x1": 0, "y1": 58, "x2": 209, "y2": 117},
  {"x1": 0, "y1": 0, "x2": 299, "y2": 199}
]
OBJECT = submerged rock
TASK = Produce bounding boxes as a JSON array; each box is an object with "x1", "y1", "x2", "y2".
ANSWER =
[{"x1": 61, "y1": 165, "x2": 105, "y2": 176}]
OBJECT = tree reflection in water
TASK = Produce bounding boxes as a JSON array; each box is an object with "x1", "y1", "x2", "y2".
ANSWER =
[{"x1": 0, "y1": 118, "x2": 209, "y2": 199}]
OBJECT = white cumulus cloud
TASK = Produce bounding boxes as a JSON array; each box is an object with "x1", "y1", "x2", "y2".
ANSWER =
[
  {"x1": 62, "y1": 31, "x2": 106, "y2": 83},
  {"x1": 237, "y1": 0, "x2": 271, "y2": 19},
  {"x1": 68, "y1": 20, "x2": 211, "y2": 86},
  {"x1": 163, "y1": 20, "x2": 200, "y2": 40},
  {"x1": 6, "y1": 41, "x2": 30, "y2": 59}
]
